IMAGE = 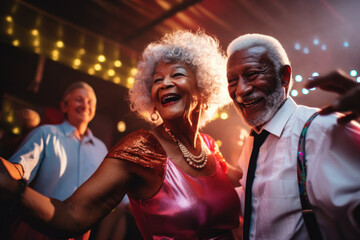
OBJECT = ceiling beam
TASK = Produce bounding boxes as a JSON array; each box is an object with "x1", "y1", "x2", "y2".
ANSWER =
[{"x1": 121, "y1": 0, "x2": 203, "y2": 43}]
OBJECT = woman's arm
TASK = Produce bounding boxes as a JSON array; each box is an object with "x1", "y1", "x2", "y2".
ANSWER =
[
  {"x1": 226, "y1": 163, "x2": 242, "y2": 187},
  {"x1": 0, "y1": 156, "x2": 135, "y2": 238}
]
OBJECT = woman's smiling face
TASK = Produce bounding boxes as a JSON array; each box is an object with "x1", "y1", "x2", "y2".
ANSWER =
[{"x1": 151, "y1": 60, "x2": 200, "y2": 122}]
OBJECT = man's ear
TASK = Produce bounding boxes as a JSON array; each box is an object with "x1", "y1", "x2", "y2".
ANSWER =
[
  {"x1": 60, "y1": 101, "x2": 67, "y2": 113},
  {"x1": 280, "y1": 65, "x2": 291, "y2": 88}
]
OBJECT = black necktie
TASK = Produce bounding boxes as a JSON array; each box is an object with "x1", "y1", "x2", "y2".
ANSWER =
[{"x1": 243, "y1": 130, "x2": 270, "y2": 240}]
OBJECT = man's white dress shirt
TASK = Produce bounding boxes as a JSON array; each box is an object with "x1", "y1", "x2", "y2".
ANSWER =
[{"x1": 237, "y1": 97, "x2": 360, "y2": 239}]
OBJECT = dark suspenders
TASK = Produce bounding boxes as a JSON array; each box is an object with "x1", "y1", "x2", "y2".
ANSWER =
[{"x1": 297, "y1": 111, "x2": 323, "y2": 240}]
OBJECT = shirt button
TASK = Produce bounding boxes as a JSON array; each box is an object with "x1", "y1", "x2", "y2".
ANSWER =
[
  {"x1": 256, "y1": 170, "x2": 260, "y2": 175},
  {"x1": 250, "y1": 233, "x2": 254, "y2": 238},
  {"x1": 253, "y1": 198, "x2": 257, "y2": 203}
]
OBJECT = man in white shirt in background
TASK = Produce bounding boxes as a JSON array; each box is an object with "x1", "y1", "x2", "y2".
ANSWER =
[{"x1": 226, "y1": 33, "x2": 360, "y2": 240}]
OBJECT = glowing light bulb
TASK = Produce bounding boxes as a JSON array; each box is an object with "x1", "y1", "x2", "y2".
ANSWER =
[
  {"x1": 108, "y1": 69, "x2": 115, "y2": 76},
  {"x1": 56, "y1": 40, "x2": 64, "y2": 48},
  {"x1": 31, "y1": 29, "x2": 39, "y2": 36},
  {"x1": 127, "y1": 77, "x2": 134, "y2": 85},
  {"x1": 130, "y1": 68, "x2": 138, "y2": 75},
  {"x1": 12, "y1": 39, "x2": 19, "y2": 46},
  {"x1": 220, "y1": 112, "x2": 228, "y2": 120},
  {"x1": 98, "y1": 55, "x2": 106, "y2": 62},
  {"x1": 94, "y1": 63, "x2": 102, "y2": 71},
  {"x1": 5, "y1": 16, "x2": 13, "y2": 23},
  {"x1": 113, "y1": 76, "x2": 121, "y2": 84},
  {"x1": 74, "y1": 58, "x2": 81, "y2": 66},
  {"x1": 117, "y1": 121, "x2": 126, "y2": 132},
  {"x1": 88, "y1": 68, "x2": 95, "y2": 75},
  {"x1": 114, "y1": 60, "x2": 122, "y2": 67}
]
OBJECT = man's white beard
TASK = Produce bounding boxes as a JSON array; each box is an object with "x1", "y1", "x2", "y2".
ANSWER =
[{"x1": 241, "y1": 82, "x2": 284, "y2": 127}]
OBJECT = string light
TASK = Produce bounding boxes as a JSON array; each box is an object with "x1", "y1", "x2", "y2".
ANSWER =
[
  {"x1": 78, "y1": 48, "x2": 86, "y2": 55},
  {"x1": 56, "y1": 40, "x2": 64, "y2": 48},
  {"x1": 113, "y1": 76, "x2": 121, "y2": 84},
  {"x1": 94, "y1": 63, "x2": 102, "y2": 71},
  {"x1": 12, "y1": 127, "x2": 20, "y2": 135},
  {"x1": 6, "y1": 28, "x2": 13, "y2": 35},
  {"x1": 107, "y1": 69, "x2": 115, "y2": 76},
  {"x1": 98, "y1": 55, "x2": 106, "y2": 62},
  {"x1": 51, "y1": 49, "x2": 59, "y2": 61},
  {"x1": 73, "y1": 58, "x2": 81, "y2": 66},
  {"x1": 130, "y1": 68, "x2": 137, "y2": 75},
  {"x1": 5, "y1": 15, "x2": 13, "y2": 22},
  {"x1": 33, "y1": 39, "x2": 40, "y2": 47},
  {"x1": 117, "y1": 121, "x2": 126, "y2": 132},
  {"x1": 12, "y1": 39, "x2": 19, "y2": 46},
  {"x1": 114, "y1": 60, "x2": 122, "y2": 67},
  {"x1": 31, "y1": 29, "x2": 39, "y2": 36},
  {"x1": 220, "y1": 112, "x2": 228, "y2": 120},
  {"x1": 88, "y1": 68, "x2": 95, "y2": 75}
]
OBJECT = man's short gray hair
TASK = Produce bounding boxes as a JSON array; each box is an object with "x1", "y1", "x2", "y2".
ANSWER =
[{"x1": 227, "y1": 33, "x2": 293, "y2": 93}]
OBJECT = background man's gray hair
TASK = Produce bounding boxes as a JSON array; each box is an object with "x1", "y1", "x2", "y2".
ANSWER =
[{"x1": 62, "y1": 81, "x2": 96, "y2": 103}]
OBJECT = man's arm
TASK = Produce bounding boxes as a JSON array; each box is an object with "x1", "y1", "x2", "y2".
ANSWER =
[{"x1": 354, "y1": 204, "x2": 360, "y2": 228}]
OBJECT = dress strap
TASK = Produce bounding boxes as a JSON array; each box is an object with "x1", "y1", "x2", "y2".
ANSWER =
[{"x1": 201, "y1": 133, "x2": 228, "y2": 174}]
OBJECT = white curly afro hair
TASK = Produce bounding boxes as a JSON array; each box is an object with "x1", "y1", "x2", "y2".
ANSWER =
[{"x1": 128, "y1": 30, "x2": 231, "y2": 128}]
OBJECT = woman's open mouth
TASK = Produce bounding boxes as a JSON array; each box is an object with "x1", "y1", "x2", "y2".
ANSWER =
[{"x1": 161, "y1": 93, "x2": 181, "y2": 106}]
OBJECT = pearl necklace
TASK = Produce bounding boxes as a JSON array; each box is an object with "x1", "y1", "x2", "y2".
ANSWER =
[{"x1": 163, "y1": 124, "x2": 208, "y2": 169}]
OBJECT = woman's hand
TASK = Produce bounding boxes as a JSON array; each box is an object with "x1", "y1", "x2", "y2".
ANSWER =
[
  {"x1": 0, "y1": 157, "x2": 19, "y2": 203},
  {"x1": 306, "y1": 69, "x2": 360, "y2": 124}
]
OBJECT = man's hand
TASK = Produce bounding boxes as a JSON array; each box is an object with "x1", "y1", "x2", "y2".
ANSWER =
[{"x1": 306, "y1": 69, "x2": 360, "y2": 124}]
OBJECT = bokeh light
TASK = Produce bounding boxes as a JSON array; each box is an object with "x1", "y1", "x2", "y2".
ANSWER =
[
  {"x1": 302, "y1": 88, "x2": 309, "y2": 95},
  {"x1": 295, "y1": 75, "x2": 303, "y2": 82},
  {"x1": 350, "y1": 70, "x2": 357, "y2": 77},
  {"x1": 291, "y1": 89, "x2": 298, "y2": 97}
]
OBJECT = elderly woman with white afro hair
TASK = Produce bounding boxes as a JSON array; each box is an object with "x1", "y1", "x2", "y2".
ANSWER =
[
  {"x1": 129, "y1": 30, "x2": 232, "y2": 127},
  {"x1": 0, "y1": 30, "x2": 242, "y2": 240}
]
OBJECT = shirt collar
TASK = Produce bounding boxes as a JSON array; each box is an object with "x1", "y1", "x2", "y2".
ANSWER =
[
  {"x1": 62, "y1": 120, "x2": 95, "y2": 144},
  {"x1": 252, "y1": 97, "x2": 297, "y2": 137}
]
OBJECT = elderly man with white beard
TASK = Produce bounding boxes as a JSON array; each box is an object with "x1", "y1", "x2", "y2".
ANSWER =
[{"x1": 226, "y1": 33, "x2": 360, "y2": 240}]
